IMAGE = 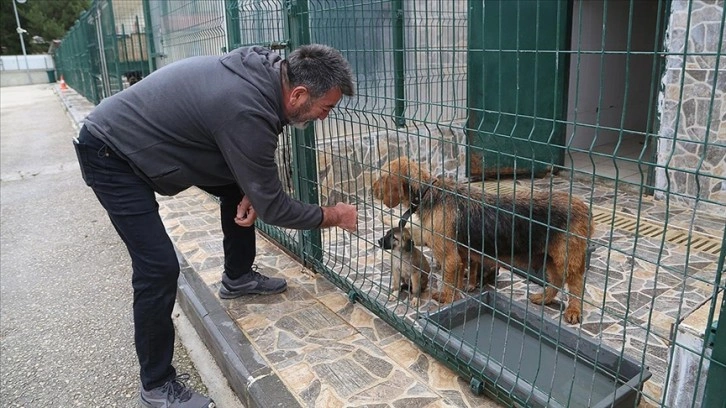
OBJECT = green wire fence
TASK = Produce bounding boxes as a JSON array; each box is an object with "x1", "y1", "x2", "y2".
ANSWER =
[{"x1": 54, "y1": 1, "x2": 726, "y2": 406}]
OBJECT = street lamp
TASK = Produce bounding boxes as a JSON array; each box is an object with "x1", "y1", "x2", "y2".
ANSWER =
[{"x1": 12, "y1": 0, "x2": 33, "y2": 84}]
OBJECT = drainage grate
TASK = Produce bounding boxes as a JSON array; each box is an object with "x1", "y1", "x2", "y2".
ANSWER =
[
  {"x1": 482, "y1": 181, "x2": 515, "y2": 195},
  {"x1": 591, "y1": 207, "x2": 723, "y2": 256},
  {"x1": 481, "y1": 181, "x2": 518, "y2": 195}
]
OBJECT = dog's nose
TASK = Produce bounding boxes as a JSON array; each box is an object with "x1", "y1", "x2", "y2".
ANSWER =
[{"x1": 377, "y1": 237, "x2": 384, "y2": 247}]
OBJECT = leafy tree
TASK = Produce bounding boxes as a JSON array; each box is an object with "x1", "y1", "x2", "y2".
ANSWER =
[{"x1": 0, "y1": 0, "x2": 91, "y2": 54}]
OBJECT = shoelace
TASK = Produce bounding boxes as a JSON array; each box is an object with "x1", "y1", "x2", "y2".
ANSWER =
[
  {"x1": 250, "y1": 270, "x2": 268, "y2": 281},
  {"x1": 161, "y1": 374, "x2": 193, "y2": 402},
  {"x1": 249, "y1": 265, "x2": 267, "y2": 281}
]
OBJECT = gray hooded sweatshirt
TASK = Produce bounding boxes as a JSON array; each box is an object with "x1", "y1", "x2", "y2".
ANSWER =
[{"x1": 83, "y1": 46, "x2": 323, "y2": 230}]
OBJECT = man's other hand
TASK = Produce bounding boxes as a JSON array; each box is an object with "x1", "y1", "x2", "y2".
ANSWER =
[{"x1": 234, "y1": 196, "x2": 257, "y2": 227}]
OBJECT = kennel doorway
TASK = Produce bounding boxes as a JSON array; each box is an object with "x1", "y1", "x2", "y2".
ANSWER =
[
  {"x1": 565, "y1": 0, "x2": 666, "y2": 190},
  {"x1": 467, "y1": 0, "x2": 666, "y2": 189}
]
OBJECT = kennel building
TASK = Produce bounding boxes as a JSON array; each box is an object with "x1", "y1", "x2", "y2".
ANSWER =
[{"x1": 54, "y1": 1, "x2": 725, "y2": 406}]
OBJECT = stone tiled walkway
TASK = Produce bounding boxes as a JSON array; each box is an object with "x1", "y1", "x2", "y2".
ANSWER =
[{"x1": 159, "y1": 189, "x2": 504, "y2": 407}]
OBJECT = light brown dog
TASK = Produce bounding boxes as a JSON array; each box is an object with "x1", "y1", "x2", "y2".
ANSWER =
[
  {"x1": 378, "y1": 226, "x2": 430, "y2": 306},
  {"x1": 372, "y1": 157, "x2": 592, "y2": 324}
]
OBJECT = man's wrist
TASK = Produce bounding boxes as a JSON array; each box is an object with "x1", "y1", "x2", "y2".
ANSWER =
[{"x1": 318, "y1": 206, "x2": 338, "y2": 229}]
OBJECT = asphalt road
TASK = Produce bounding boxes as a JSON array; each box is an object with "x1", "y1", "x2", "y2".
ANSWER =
[{"x1": 0, "y1": 84, "x2": 230, "y2": 407}]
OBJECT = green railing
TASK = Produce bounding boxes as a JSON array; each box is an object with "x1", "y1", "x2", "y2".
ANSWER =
[
  {"x1": 54, "y1": 1, "x2": 726, "y2": 406},
  {"x1": 54, "y1": 0, "x2": 151, "y2": 104}
]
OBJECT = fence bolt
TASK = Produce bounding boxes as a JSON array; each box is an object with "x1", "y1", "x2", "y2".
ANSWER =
[{"x1": 469, "y1": 378, "x2": 484, "y2": 396}]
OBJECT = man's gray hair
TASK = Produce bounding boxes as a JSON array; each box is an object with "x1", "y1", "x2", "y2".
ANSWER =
[{"x1": 285, "y1": 44, "x2": 355, "y2": 98}]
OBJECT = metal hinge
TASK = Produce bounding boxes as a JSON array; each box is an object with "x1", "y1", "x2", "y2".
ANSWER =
[{"x1": 268, "y1": 41, "x2": 289, "y2": 50}]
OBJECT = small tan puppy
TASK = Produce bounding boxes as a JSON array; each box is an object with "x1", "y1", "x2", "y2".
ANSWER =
[{"x1": 378, "y1": 227, "x2": 430, "y2": 306}]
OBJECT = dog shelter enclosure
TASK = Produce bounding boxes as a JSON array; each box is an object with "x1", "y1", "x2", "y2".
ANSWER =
[{"x1": 54, "y1": 1, "x2": 725, "y2": 407}]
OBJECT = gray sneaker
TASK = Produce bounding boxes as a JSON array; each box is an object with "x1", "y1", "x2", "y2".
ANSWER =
[
  {"x1": 219, "y1": 267, "x2": 287, "y2": 299},
  {"x1": 140, "y1": 374, "x2": 215, "y2": 408}
]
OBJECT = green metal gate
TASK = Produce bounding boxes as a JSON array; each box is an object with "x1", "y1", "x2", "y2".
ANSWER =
[
  {"x1": 467, "y1": 0, "x2": 571, "y2": 178},
  {"x1": 54, "y1": 0, "x2": 151, "y2": 104}
]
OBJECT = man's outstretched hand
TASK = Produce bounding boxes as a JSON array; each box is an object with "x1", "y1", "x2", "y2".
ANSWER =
[{"x1": 320, "y1": 203, "x2": 357, "y2": 232}]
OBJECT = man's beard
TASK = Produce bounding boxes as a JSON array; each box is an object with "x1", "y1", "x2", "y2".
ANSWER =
[
  {"x1": 291, "y1": 121, "x2": 311, "y2": 130},
  {"x1": 288, "y1": 99, "x2": 315, "y2": 129}
]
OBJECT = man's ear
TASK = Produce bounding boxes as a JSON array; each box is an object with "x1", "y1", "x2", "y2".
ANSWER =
[{"x1": 289, "y1": 86, "x2": 310, "y2": 106}]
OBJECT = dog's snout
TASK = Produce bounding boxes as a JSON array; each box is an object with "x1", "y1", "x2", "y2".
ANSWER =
[{"x1": 378, "y1": 230, "x2": 394, "y2": 249}]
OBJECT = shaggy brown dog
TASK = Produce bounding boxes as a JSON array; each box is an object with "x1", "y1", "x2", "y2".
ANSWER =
[{"x1": 372, "y1": 157, "x2": 592, "y2": 324}]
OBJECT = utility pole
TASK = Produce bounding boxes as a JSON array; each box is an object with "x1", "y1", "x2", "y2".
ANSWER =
[{"x1": 12, "y1": 0, "x2": 33, "y2": 84}]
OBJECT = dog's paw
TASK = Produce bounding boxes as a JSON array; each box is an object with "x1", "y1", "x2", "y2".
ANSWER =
[
  {"x1": 431, "y1": 290, "x2": 458, "y2": 304},
  {"x1": 529, "y1": 292, "x2": 550, "y2": 305},
  {"x1": 465, "y1": 283, "x2": 479, "y2": 292},
  {"x1": 389, "y1": 291, "x2": 400, "y2": 302},
  {"x1": 563, "y1": 307, "x2": 582, "y2": 324},
  {"x1": 410, "y1": 296, "x2": 420, "y2": 307}
]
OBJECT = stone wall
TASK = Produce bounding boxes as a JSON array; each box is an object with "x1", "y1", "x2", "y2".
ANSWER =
[
  {"x1": 316, "y1": 126, "x2": 468, "y2": 206},
  {"x1": 657, "y1": 0, "x2": 726, "y2": 210}
]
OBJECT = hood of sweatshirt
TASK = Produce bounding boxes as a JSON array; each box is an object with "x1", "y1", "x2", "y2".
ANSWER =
[{"x1": 220, "y1": 46, "x2": 288, "y2": 126}]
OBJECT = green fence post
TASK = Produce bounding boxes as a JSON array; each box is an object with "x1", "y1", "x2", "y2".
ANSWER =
[
  {"x1": 392, "y1": 0, "x2": 405, "y2": 128},
  {"x1": 133, "y1": 15, "x2": 149, "y2": 76},
  {"x1": 106, "y1": 0, "x2": 123, "y2": 93},
  {"x1": 466, "y1": 0, "x2": 484, "y2": 178},
  {"x1": 224, "y1": 0, "x2": 241, "y2": 52},
  {"x1": 286, "y1": 0, "x2": 323, "y2": 269},
  {"x1": 702, "y1": 227, "x2": 726, "y2": 408},
  {"x1": 142, "y1": 0, "x2": 156, "y2": 72}
]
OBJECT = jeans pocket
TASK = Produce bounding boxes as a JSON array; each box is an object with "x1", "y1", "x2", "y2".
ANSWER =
[{"x1": 73, "y1": 139, "x2": 94, "y2": 186}]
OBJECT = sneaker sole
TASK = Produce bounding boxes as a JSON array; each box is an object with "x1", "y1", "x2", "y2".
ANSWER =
[
  {"x1": 218, "y1": 285, "x2": 287, "y2": 299},
  {"x1": 141, "y1": 395, "x2": 216, "y2": 408}
]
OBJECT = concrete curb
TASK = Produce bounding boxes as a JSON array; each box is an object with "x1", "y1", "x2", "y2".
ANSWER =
[{"x1": 176, "y1": 251, "x2": 302, "y2": 408}]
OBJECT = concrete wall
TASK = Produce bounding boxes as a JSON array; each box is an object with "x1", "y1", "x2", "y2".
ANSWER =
[
  {"x1": 1, "y1": 70, "x2": 56, "y2": 87},
  {"x1": 1, "y1": 54, "x2": 56, "y2": 87},
  {"x1": 565, "y1": 0, "x2": 661, "y2": 150}
]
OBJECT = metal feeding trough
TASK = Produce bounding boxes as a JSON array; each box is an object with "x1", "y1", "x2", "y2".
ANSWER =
[{"x1": 420, "y1": 291, "x2": 651, "y2": 408}]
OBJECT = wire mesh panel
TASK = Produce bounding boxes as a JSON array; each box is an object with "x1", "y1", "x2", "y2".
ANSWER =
[
  {"x1": 228, "y1": 0, "x2": 286, "y2": 49},
  {"x1": 146, "y1": 0, "x2": 227, "y2": 68},
  {"x1": 55, "y1": 0, "x2": 151, "y2": 102},
  {"x1": 54, "y1": 5, "x2": 103, "y2": 104},
  {"x1": 112, "y1": 0, "x2": 151, "y2": 87},
  {"x1": 224, "y1": 0, "x2": 305, "y2": 259},
  {"x1": 293, "y1": 0, "x2": 725, "y2": 407},
  {"x1": 53, "y1": 0, "x2": 726, "y2": 406}
]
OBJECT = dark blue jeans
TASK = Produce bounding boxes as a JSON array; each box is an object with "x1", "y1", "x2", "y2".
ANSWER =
[{"x1": 74, "y1": 126, "x2": 255, "y2": 390}]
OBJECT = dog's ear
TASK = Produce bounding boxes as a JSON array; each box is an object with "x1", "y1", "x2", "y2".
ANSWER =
[
  {"x1": 374, "y1": 174, "x2": 403, "y2": 208},
  {"x1": 389, "y1": 157, "x2": 430, "y2": 190},
  {"x1": 404, "y1": 238, "x2": 414, "y2": 252}
]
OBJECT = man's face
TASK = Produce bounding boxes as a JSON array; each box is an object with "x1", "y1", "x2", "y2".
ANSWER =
[{"x1": 288, "y1": 88, "x2": 343, "y2": 129}]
